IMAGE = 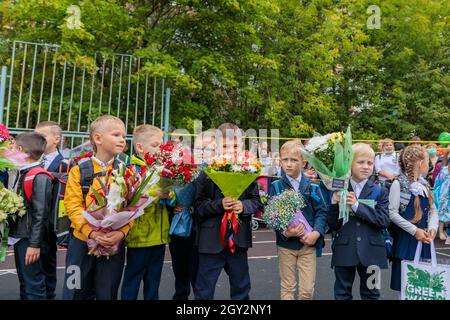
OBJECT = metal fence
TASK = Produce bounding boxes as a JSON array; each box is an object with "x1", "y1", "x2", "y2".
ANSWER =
[{"x1": 0, "y1": 40, "x2": 171, "y2": 152}]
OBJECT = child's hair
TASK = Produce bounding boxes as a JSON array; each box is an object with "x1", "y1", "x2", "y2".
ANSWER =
[
  {"x1": 352, "y1": 143, "x2": 375, "y2": 159},
  {"x1": 381, "y1": 138, "x2": 394, "y2": 148},
  {"x1": 133, "y1": 124, "x2": 163, "y2": 144},
  {"x1": 280, "y1": 140, "x2": 303, "y2": 158},
  {"x1": 89, "y1": 115, "x2": 124, "y2": 152},
  {"x1": 399, "y1": 145, "x2": 434, "y2": 224},
  {"x1": 410, "y1": 136, "x2": 422, "y2": 145},
  {"x1": 35, "y1": 121, "x2": 62, "y2": 138},
  {"x1": 15, "y1": 132, "x2": 47, "y2": 161},
  {"x1": 217, "y1": 123, "x2": 241, "y2": 138}
]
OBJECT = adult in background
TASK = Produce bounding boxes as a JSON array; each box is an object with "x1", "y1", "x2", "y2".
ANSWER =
[{"x1": 374, "y1": 139, "x2": 401, "y2": 184}]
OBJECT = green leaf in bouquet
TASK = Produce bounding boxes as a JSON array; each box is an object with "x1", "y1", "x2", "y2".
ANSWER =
[
  {"x1": 300, "y1": 148, "x2": 333, "y2": 177},
  {"x1": 91, "y1": 187, "x2": 106, "y2": 207},
  {"x1": 205, "y1": 169, "x2": 259, "y2": 200},
  {"x1": 333, "y1": 126, "x2": 353, "y2": 177},
  {"x1": 129, "y1": 170, "x2": 156, "y2": 207},
  {"x1": 95, "y1": 177, "x2": 108, "y2": 196}
]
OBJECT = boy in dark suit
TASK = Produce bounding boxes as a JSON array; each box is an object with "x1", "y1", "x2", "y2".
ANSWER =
[
  {"x1": 193, "y1": 123, "x2": 263, "y2": 300},
  {"x1": 327, "y1": 143, "x2": 390, "y2": 300},
  {"x1": 35, "y1": 121, "x2": 66, "y2": 172}
]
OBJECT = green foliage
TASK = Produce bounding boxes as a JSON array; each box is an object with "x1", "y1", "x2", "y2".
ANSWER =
[{"x1": 0, "y1": 0, "x2": 448, "y2": 139}]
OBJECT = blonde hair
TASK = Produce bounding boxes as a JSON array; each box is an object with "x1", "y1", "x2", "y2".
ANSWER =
[
  {"x1": 352, "y1": 143, "x2": 375, "y2": 159},
  {"x1": 133, "y1": 124, "x2": 163, "y2": 144},
  {"x1": 36, "y1": 121, "x2": 62, "y2": 138},
  {"x1": 381, "y1": 138, "x2": 394, "y2": 148},
  {"x1": 399, "y1": 145, "x2": 434, "y2": 224},
  {"x1": 280, "y1": 140, "x2": 303, "y2": 158},
  {"x1": 89, "y1": 115, "x2": 124, "y2": 151}
]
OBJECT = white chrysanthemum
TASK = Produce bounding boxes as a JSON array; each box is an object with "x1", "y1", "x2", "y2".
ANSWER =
[
  {"x1": 248, "y1": 166, "x2": 258, "y2": 173},
  {"x1": 305, "y1": 135, "x2": 328, "y2": 153},
  {"x1": 231, "y1": 164, "x2": 243, "y2": 172}
]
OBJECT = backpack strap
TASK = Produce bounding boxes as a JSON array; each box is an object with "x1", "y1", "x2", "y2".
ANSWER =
[
  {"x1": 116, "y1": 153, "x2": 130, "y2": 165},
  {"x1": 371, "y1": 183, "x2": 382, "y2": 202},
  {"x1": 272, "y1": 179, "x2": 286, "y2": 196},
  {"x1": 78, "y1": 157, "x2": 126, "y2": 201},
  {"x1": 309, "y1": 184, "x2": 321, "y2": 202},
  {"x1": 23, "y1": 167, "x2": 54, "y2": 202},
  {"x1": 78, "y1": 158, "x2": 95, "y2": 201}
]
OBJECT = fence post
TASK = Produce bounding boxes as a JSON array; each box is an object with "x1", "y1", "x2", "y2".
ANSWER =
[
  {"x1": 0, "y1": 66, "x2": 7, "y2": 124},
  {"x1": 164, "y1": 87, "x2": 171, "y2": 142}
]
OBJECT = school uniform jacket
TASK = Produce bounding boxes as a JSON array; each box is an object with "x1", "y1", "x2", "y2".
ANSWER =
[
  {"x1": 193, "y1": 172, "x2": 263, "y2": 254},
  {"x1": 327, "y1": 180, "x2": 390, "y2": 268}
]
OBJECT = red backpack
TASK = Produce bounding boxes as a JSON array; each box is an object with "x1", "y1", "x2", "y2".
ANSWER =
[
  {"x1": 23, "y1": 167, "x2": 55, "y2": 202},
  {"x1": 23, "y1": 167, "x2": 71, "y2": 247}
]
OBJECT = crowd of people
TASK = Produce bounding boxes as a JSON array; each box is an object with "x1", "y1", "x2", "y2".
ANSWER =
[{"x1": 1, "y1": 116, "x2": 449, "y2": 300}]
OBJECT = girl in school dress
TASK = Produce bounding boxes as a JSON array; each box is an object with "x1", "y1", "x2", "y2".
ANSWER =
[{"x1": 389, "y1": 145, "x2": 439, "y2": 292}]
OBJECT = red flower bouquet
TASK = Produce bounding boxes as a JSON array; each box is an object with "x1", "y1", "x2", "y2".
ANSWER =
[{"x1": 144, "y1": 141, "x2": 199, "y2": 191}]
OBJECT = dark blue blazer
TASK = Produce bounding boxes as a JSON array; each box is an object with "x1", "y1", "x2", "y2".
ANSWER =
[
  {"x1": 47, "y1": 152, "x2": 65, "y2": 173},
  {"x1": 327, "y1": 179, "x2": 390, "y2": 268},
  {"x1": 268, "y1": 173, "x2": 329, "y2": 256}
]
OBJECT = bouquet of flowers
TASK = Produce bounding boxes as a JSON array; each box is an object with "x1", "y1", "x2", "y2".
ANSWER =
[
  {"x1": 145, "y1": 141, "x2": 200, "y2": 237},
  {"x1": 0, "y1": 124, "x2": 28, "y2": 262},
  {"x1": 0, "y1": 187, "x2": 26, "y2": 262},
  {"x1": 0, "y1": 124, "x2": 26, "y2": 171},
  {"x1": 82, "y1": 164, "x2": 160, "y2": 257},
  {"x1": 262, "y1": 189, "x2": 312, "y2": 238},
  {"x1": 145, "y1": 141, "x2": 199, "y2": 192},
  {"x1": 204, "y1": 152, "x2": 262, "y2": 253},
  {"x1": 301, "y1": 126, "x2": 353, "y2": 224}
]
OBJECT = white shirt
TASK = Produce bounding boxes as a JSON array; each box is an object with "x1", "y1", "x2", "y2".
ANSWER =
[
  {"x1": 374, "y1": 153, "x2": 401, "y2": 182},
  {"x1": 389, "y1": 180, "x2": 439, "y2": 236},
  {"x1": 350, "y1": 178, "x2": 368, "y2": 213},
  {"x1": 92, "y1": 156, "x2": 114, "y2": 169},
  {"x1": 43, "y1": 150, "x2": 60, "y2": 170},
  {"x1": 287, "y1": 174, "x2": 302, "y2": 192},
  {"x1": 61, "y1": 148, "x2": 71, "y2": 159}
]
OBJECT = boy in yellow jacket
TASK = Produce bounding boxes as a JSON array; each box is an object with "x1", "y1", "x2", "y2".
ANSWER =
[
  {"x1": 62, "y1": 115, "x2": 131, "y2": 300},
  {"x1": 121, "y1": 124, "x2": 173, "y2": 300}
]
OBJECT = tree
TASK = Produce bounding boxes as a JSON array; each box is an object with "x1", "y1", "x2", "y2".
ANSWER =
[{"x1": 0, "y1": 0, "x2": 448, "y2": 141}]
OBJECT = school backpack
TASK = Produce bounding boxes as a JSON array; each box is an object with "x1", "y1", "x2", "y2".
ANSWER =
[
  {"x1": 22, "y1": 167, "x2": 61, "y2": 242},
  {"x1": 368, "y1": 182, "x2": 394, "y2": 259},
  {"x1": 23, "y1": 153, "x2": 128, "y2": 248}
]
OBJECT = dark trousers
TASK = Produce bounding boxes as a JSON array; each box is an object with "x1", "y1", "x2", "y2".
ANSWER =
[
  {"x1": 62, "y1": 236, "x2": 125, "y2": 300},
  {"x1": 14, "y1": 238, "x2": 57, "y2": 300},
  {"x1": 195, "y1": 248, "x2": 250, "y2": 300},
  {"x1": 169, "y1": 236, "x2": 199, "y2": 300},
  {"x1": 334, "y1": 264, "x2": 380, "y2": 300},
  {"x1": 121, "y1": 245, "x2": 166, "y2": 300}
]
